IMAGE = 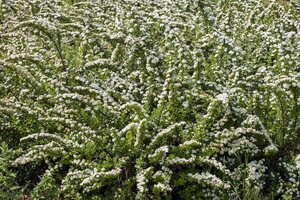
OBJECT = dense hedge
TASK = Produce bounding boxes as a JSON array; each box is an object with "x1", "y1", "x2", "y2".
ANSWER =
[{"x1": 0, "y1": 0, "x2": 300, "y2": 199}]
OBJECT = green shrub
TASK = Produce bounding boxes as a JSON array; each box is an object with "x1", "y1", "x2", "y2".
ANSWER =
[{"x1": 0, "y1": 0, "x2": 299, "y2": 199}]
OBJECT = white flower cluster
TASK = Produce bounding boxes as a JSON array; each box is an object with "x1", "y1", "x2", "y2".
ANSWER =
[
  {"x1": 152, "y1": 168, "x2": 173, "y2": 193},
  {"x1": 80, "y1": 168, "x2": 122, "y2": 192},
  {"x1": 276, "y1": 159, "x2": 300, "y2": 198},
  {"x1": 245, "y1": 160, "x2": 267, "y2": 189},
  {"x1": 148, "y1": 122, "x2": 186, "y2": 148},
  {"x1": 136, "y1": 167, "x2": 153, "y2": 198},
  {"x1": 188, "y1": 172, "x2": 231, "y2": 189},
  {"x1": 148, "y1": 146, "x2": 169, "y2": 161}
]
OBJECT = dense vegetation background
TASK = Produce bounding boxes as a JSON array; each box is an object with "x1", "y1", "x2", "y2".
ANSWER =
[{"x1": 0, "y1": 0, "x2": 300, "y2": 199}]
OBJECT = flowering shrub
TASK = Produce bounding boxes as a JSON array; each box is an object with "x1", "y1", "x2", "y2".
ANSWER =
[{"x1": 0, "y1": 0, "x2": 300, "y2": 199}]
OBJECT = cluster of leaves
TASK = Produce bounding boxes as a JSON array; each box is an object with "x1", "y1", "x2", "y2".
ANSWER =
[
  {"x1": 0, "y1": 142, "x2": 20, "y2": 199},
  {"x1": 0, "y1": 0, "x2": 300, "y2": 199}
]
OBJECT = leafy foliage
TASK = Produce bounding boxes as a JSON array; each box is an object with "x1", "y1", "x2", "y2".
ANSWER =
[{"x1": 0, "y1": 143, "x2": 20, "y2": 199}]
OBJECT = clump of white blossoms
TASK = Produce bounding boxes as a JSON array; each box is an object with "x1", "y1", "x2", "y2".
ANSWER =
[{"x1": 0, "y1": 0, "x2": 299, "y2": 199}]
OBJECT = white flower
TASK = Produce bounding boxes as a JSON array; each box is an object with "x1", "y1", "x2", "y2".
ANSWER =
[
  {"x1": 182, "y1": 101, "x2": 189, "y2": 108},
  {"x1": 216, "y1": 93, "x2": 228, "y2": 102}
]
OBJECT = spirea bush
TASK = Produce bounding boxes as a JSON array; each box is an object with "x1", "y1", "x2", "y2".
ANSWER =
[{"x1": 0, "y1": 0, "x2": 300, "y2": 199}]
